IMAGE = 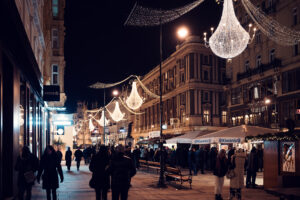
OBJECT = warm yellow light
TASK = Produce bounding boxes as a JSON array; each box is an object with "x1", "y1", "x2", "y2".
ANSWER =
[
  {"x1": 265, "y1": 98, "x2": 271, "y2": 104},
  {"x1": 112, "y1": 90, "x2": 119, "y2": 97},
  {"x1": 177, "y1": 27, "x2": 189, "y2": 39}
]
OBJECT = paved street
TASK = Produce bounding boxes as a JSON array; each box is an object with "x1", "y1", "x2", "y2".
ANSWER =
[{"x1": 31, "y1": 164, "x2": 278, "y2": 200}]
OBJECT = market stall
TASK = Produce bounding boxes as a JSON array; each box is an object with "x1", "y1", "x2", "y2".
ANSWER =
[{"x1": 165, "y1": 130, "x2": 213, "y2": 146}]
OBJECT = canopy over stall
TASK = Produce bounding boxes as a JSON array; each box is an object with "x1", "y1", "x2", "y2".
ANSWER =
[
  {"x1": 192, "y1": 125, "x2": 278, "y2": 144},
  {"x1": 166, "y1": 130, "x2": 212, "y2": 144}
]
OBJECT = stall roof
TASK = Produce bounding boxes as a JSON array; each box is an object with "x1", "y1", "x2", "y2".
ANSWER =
[
  {"x1": 166, "y1": 130, "x2": 213, "y2": 144},
  {"x1": 192, "y1": 125, "x2": 278, "y2": 144}
]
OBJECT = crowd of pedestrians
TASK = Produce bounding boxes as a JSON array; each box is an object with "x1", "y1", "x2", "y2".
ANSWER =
[{"x1": 14, "y1": 143, "x2": 262, "y2": 200}]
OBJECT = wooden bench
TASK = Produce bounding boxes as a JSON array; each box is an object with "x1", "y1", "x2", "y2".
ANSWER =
[
  {"x1": 139, "y1": 160, "x2": 148, "y2": 169},
  {"x1": 165, "y1": 167, "x2": 192, "y2": 189},
  {"x1": 147, "y1": 161, "x2": 160, "y2": 173}
]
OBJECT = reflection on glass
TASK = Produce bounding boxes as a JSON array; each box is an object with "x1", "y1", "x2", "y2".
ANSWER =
[
  {"x1": 281, "y1": 142, "x2": 296, "y2": 173},
  {"x1": 29, "y1": 94, "x2": 33, "y2": 152},
  {"x1": 19, "y1": 82, "x2": 26, "y2": 147}
]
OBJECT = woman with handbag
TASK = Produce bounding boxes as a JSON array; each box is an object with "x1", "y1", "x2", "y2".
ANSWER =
[
  {"x1": 37, "y1": 146, "x2": 64, "y2": 200},
  {"x1": 89, "y1": 145, "x2": 110, "y2": 200},
  {"x1": 15, "y1": 146, "x2": 39, "y2": 200},
  {"x1": 229, "y1": 149, "x2": 246, "y2": 200},
  {"x1": 213, "y1": 149, "x2": 228, "y2": 200}
]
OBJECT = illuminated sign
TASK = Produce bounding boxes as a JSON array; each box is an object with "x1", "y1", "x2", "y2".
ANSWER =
[
  {"x1": 296, "y1": 109, "x2": 300, "y2": 114},
  {"x1": 53, "y1": 114, "x2": 73, "y2": 126},
  {"x1": 44, "y1": 85, "x2": 60, "y2": 101}
]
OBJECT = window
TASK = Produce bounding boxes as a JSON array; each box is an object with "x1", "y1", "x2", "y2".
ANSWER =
[
  {"x1": 52, "y1": 0, "x2": 59, "y2": 17},
  {"x1": 255, "y1": 31, "x2": 261, "y2": 44},
  {"x1": 180, "y1": 93, "x2": 186, "y2": 105},
  {"x1": 231, "y1": 87, "x2": 241, "y2": 105},
  {"x1": 222, "y1": 111, "x2": 227, "y2": 124},
  {"x1": 52, "y1": 28, "x2": 59, "y2": 49},
  {"x1": 204, "y1": 70, "x2": 209, "y2": 81},
  {"x1": 294, "y1": 44, "x2": 299, "y2": 56},
  {"x1": 268, "y1": 0, "x2": 273, "y2": 8},
  {"x1": 293, "y1": 8, "x2": 298, "y2": 25},
  {"x1": 204, "y1": 92, "x2": 209, "y2": 102},
  {"x1": 282, "y1": 68, "x2": 300, "y2": 93},
  {"x1": 204, "y1": 56, "x2": 208, "y2": 65},
  {"x1": 203, "y1": 110, "x2": 210, "y2": 124},
  {"x1": 244, "y1": 60, "x2": 250, "y2": 72},
  {"x1": 52, "y1": 64, "x2": 59, "y2": 85},
  {"x1": 256, "y1": 55, "x2": 262, "y2": 68},
  {"x1": 269, "y1": 49, "x2": 275, "y2": 63},
  {"x1": 254, "y1": 87, "x2": 259, "y2": 99}
]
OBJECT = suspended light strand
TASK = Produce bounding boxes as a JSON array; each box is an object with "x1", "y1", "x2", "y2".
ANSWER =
[
  {"x1": 119, "y1": 97, "x2": 144, "y2": 115},
  {"x1": 241, "y1": 0, "x2": 300, "y2": 46},
  {"x1": 126, "y1": 81, "x2": 144, "y2": 110},
  {"x1": 124, "y1": 0, "x2": 204, "y2": 27},
  {"x1": 89, "y1": 75, "x2": 136, "y2": 89},
  {"x1": 96, "y1": 111, "x2": 110, "y2": 127},
  {"x1": 108, "y1": 101, "x2": 125, "y2": 122}
]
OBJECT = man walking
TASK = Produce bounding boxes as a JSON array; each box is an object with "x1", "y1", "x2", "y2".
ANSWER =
[
  {"x1": 65, "y1": 147, "x2": 72, "y2": 171},
  {"x1": 246, "y1": 147, "x2": 259, "y2": 188},
  {"x1": 75, "y1": 147, "x2": 83, "y2": 171}
]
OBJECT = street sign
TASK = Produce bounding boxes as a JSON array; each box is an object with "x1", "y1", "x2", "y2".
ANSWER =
[{"x1": 43, "y1": 85, "x2": 60, "y2": 101}]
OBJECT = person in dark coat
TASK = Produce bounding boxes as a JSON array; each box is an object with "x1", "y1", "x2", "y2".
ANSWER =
[
  {"x1": 188, "y1": 147, "x2": 197, "y2": 175},
  {"x1": 246, "y1": 147, "x2": 259, "y2": 188},
  {"x1": 132, "y1": 147, "x2": 140, "y2": 168},
  {"x1": 213, "y1": 149, "x2": 228, "y2": 200},
  {"x1": 89, "y1": 145, "x2": 110, "y2": 200},
  {"x1": 56, "y1": 148, "x2": 62, "y2": 164},
  {"x1": 15, "y1": 146, "x2": 39, "y2": 200},
  {"x1": 198, "y1": 147, "x2": 205, "y2": 174},
  {"x1": 108, "y1": 145, "x2": 136, "y2": 200},
  {"x1": 74, "y1": 147, "x2": 83, "y2": 171},
  {"x1": 37, "y1": 146, "x2": 63, "y2": 200},
  {"x1": 65, "y1": 147, "x2": 72, "y2": 171}
]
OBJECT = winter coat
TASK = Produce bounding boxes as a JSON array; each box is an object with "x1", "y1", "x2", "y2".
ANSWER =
[
  {"x1": 213, "y1": 156, "x2": 228, "y2": 177},
  {"x1": 247, "y1": 151, "x2": 259, "y2": 172},
  {"x1": 108, "y1": 153, "x2": 136, "y2": 188},
  {"x1": 37, "y1": 153, "x2": 63, "y2": 189},
  {"x1": 89, "y1": 153, "x2": 110, "y2": 189},
  {"x1": 230, "y1": 152, "x2": 246, "y2": 189},
  {"x1": 57, "y1": 150, "x2": 62, "y2": 163},
  {"x1": 15, "y1": 153, "x2": 39, "y2": 187},
  {"x1": 65, "y1": 150, "x2": 72, "y2": 166},
  {"x1": 75, "y1": 149, "x2": 83, "y2": 162}
]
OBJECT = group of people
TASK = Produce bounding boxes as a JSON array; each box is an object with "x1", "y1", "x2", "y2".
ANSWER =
[
  {"x1": 213, "y1": 146, "x2": 260, "y2": 200},
  {"x1": 15, "y1": 145, "x2": 136, "y2": 200}
]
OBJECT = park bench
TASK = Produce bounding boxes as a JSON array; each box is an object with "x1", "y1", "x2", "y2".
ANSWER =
[
  {"x1": 147, "y1": 161, "x2": 160, "y2": 173},
  {"x1": 139, "y1": 159, "x2": 148, "y2": 169},
  {"x1": 165, "y1": 166, "x2": 192, "y2": 189}
]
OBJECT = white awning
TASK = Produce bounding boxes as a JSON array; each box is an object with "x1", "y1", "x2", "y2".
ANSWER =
[
  {"x1": 192, "y1": 125, "x2": 278, "y2": 144},
  {"x1": 166, "y1": 130, "x2": 212, "y2": 144}
]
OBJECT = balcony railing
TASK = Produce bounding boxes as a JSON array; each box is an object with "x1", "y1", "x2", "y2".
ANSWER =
[{"x1": 237, "y1": 59, "x2": 282, "y2": 81}]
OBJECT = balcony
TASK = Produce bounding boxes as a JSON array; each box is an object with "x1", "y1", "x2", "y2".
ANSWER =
[{"x1": 237, "y1": 59, "x2": 282, "y2": 81}]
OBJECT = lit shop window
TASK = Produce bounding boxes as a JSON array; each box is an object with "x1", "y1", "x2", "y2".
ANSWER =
[
  {"x1": 222, "y1": 111, "x2": 227, "y2": 124},
  {"x1": 203, "y1": 110, "x2": 210, "y2": 124},
  {"x1": 52, "y1": 0, "x2": 59, "y2": 17},
  {"x1": 52, "y1": 64, "x2": 59, "y2": 85}
]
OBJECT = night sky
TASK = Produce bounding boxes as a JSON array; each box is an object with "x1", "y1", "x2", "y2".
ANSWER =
[{"x1": 64, "y1": 0, "x2": 222, "y2": 112}]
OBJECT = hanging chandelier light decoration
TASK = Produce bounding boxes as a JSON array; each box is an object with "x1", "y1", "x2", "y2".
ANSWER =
[
  {"x1": 241, "y1": 0, "x2": 300, "y2": 46},
  {"x1": 96, "y1": 110, "x2": 110, "y2": 127},
  {"x1": 126, "y1": 81, "x2": 144, "y2": 110},
  {"x1": 89, "y1": 118, "x2": 95, "y2": 132},
  {"x1": 108, "y1": 101, "x2": 125, "y2": 122},
  {"x1": 204, "y1": 0, "x2": 254, "y2": 59}
]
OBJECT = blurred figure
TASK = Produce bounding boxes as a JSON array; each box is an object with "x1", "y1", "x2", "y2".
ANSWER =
[
  {"x1": 213, "y1": 149, "x2": 228, "y2": 200},
  {"x1": 37, "y1": 146, "x2": 63, "y2": 200},
  {"x1": 188, "y1": 147, "x2": 197, "y2": 175},
  {"x1": 89, "y1": 145, "x2": 110, "y2": 200},
  {"x1": 246, "y1": 147, "x2": 258, "y2": 188},
  {"x1": 15, "y1": 146, "x2": 39, "y2": 200},
  {"x1": 108, "y1": 145, "x2": 136, "y2": 200},
  {"x1": 75, "y1": 147, "x2": 83, "y2": 171},
  {"x1": 229, "y1": 149, "x2": 246, "y2": 200},
  {"x1": 132, "y1": 146, "x2": 140, "y2": 169},
  {"x1": 56, "y1": 146, "x2": 62, "y2": 164},
  {"x1": 65, "y1": 147, "x2": 72, "y2": 171}
]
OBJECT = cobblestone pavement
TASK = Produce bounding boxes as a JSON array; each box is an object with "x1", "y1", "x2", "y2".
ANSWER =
[{"x1": 31, "y1": 164, "x2": 278, "y2": 200}]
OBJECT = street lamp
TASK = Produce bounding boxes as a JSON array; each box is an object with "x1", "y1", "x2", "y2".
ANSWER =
[
  {"x1": 177, "y1": 26, "x2": 189, "y2": 39},
  {"x1": 265, "y1": 98, "x2": 271, "y2": 127},
  {"x1": 113, "y1": 89, "x2": 119, "y2": 97},
  {"x1": 265, "y1": 98, "x2": 271, "y2": 105}
]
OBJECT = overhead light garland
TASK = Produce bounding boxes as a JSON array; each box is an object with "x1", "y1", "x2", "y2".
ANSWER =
[
  {"x1": 204, "y1": 0, "x2": 254, "y2": 59},
  {"x1": 119, "y1": 97, "x2": 144, "y2": 115},
  {"x1": 126, "y1": 81, "x2": 144, "y2": 110},
  {"x1": 241, "y1": 0, "x2": 300, "y2": 46},
  {"x1": 108, "y1": 101, "x2": 125, "y2": 122},
  {"x1": 89, "y1": 118, "x2": 95, "y2": 132}
]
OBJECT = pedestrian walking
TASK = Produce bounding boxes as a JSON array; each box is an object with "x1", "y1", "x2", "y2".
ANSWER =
[
  {"x1": 89, "y1": 145, "x2": 110, "y2": 200},
  {"x1": 246, "y1": 147, "x2": 259, "y2": 188},
  {"x1": 229, "y1": 149, "x2": 246, "y2": 200},
  {"x1": 65, "y1": 147, "x2": 72, "y2": 171},
  {"x1": 188, "y1": 147, "x2": 197, "y2": 175},
  {"x1": 198, "y1": 147, "x2": 205, "y2": 174},
  {"x1": 108, "y1": 145, "x2": 136, "y2": 200},
  {"x1": 75, "y1": 147, "x2": 83, "y2": 171},
  {"x1": 213, "y1": 149, "x2": 228, "y2": 200},
  {"x1": 15, "y1": 146, "x2": 39, "y2": 200},
  {"x1": 132, "y1": 146, "x2": 140, "y2": 168},
  {"x1": 37, "y1": 146, "x2": 64, "y2": 200},
  {"x1": 56, "y1": 148, "x2": 62, "y2": 164}
]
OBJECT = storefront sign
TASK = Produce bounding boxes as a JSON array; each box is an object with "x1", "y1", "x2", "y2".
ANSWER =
[
  {"x1": 219, "y1": 138, "x2": 241, "y2": 143},
  {"x1": 149, "y1": 131, "x2": 160, "y2": 138},
  {"x1": 44, "y1": 85, "x2": 60, "y2": 101},
  {"x1": 193, "y1": 138, "x2": 212, "y2": 144}
]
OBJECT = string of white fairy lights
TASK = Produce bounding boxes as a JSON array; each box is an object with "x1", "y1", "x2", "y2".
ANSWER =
[
  {"x1": 124, "y1": 0, "x2": 205, "y2": 27},
  {"x1": 241, "y1": 0, "x2": 300, "y2": 46}
]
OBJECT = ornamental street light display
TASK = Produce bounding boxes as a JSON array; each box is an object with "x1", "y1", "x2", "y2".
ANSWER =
[
  {"x1": 205, "y1": 0, "x2": 250, "y2": 59},
  {"x1": 109, "y1": 101, "x2": 125, "y2": 122},
  {"x1": 126, "y1": 81, "x2": 143, "y2": 110},
  {"x1": 97, "y1": 110, "x2": 110, "y2": 127}
]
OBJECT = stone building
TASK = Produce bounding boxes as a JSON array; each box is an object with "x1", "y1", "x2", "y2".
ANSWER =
[
  {"x1": 226, "y1": 0, "x2": 300, "y2": 128},
  {"x1": 132, "y1": 36, "x2": 228, "y2": 144}
]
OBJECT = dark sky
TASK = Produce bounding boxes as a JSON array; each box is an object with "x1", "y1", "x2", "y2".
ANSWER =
[{"x1": 64, "y1": 0, "x2": 222, "y2": 112}]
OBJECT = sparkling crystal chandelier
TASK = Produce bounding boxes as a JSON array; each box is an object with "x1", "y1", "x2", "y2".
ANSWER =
[
  {"x1": 126, "y1": 81, "x2": 143, "y2": 110},
  {"x1": 204, "y1": 0, "x2": 251, "y2": 59},
  {"x1": 109, "y1": 101, "x2": 125, "y2": 122},
  {"x1": 97, "y1": 110, "x2": 110, "y2": 127},
  {"x1": 89, "y1": 119, "x2": 95, "y2": 132}
]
